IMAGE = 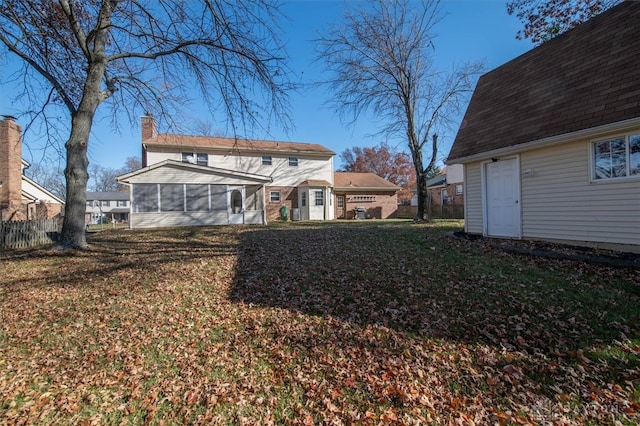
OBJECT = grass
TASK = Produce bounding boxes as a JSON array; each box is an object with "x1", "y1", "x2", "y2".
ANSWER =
[{"x1": 1, "y1": 220, "x2": 639, "y2": 425}]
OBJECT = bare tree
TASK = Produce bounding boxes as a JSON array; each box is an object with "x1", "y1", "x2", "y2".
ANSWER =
[
  {"x1": 316, "y1": 0, "x2": 482, "y2": 221},
  {"x1": 507, "y1": 0, "x2": 620, "y2": 44},
  {"x1": 121, "y1": 156, "x2": 141, "y2": 175},
  {"x1": 0, "y1": 0, "x2": 293, "y2": 248},
  {"x1": 89, "y1": 164, "x2": 120, "y2": 192}
]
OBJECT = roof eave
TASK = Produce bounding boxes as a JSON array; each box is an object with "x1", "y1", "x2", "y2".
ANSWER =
[{"x1": 447, "y1": 116, "x2": 640, "y2": 165}]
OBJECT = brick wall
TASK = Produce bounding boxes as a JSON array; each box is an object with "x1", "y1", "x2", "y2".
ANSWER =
[
  {"x1": 342, "y1": 191, "x2": 398, "y2": 219},
  {"x1": 265, "y1": 186, "x2": 298, "y2": 221},
  {"x1": 141, "y1": 115, "x2": 157, "y2": 142},
  {"x1": 0, "y1": 117, "x2": 27, "y2": 221}
]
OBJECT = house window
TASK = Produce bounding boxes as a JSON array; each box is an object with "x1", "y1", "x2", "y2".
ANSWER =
[
  {"x1": 288, "y1": 157, "x2": 298, "y2": 167},
  {"x1": 182, "y1": 152, "x2": 208, "y2": 166},
  {"x1": 314, "y1": 190, "x2": 324, "y2": 206},
  {"x1": 102, "y1": 200, "x2": 110, "y2": 207},
  {"x1": 262, "y1": 155, "x2": 272, "y2": 165},
  {"x1": 301, "y1": 191, "x2": 306, "y2": 207},
  {"x1": 593, "y1": 134, "x2": 640, "y2": 180},
  {"x1": 347, "y1": 195, "x2": 375, "y2": 202},
  {"x1": 455, "y1": 184, "x2": 463, "y2": 195},
  {"x1": 117, "y1": 200, "x2": 127, "y2": 207},
  {"x1": 336, "y1": 196, "x2": 344, "y2": 208},
  {"x1": 270, "y1": 190, "x2": 281, "y2": 203}
]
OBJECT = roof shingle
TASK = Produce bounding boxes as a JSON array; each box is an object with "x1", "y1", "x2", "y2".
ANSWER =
[
  {"x1": 144, "y1": 133, "x2": 334, "y2": 156},
  {"x1": 448, "y1": 1, "x2": 640, "y2": 162},
  {"x1": 334, "y1": 172, "x2": 399, "y2": 190}
]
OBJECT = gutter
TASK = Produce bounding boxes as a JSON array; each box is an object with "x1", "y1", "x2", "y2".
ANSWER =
[{"x1": 446, "y1": 116, "x2": 640, "y2": 165}]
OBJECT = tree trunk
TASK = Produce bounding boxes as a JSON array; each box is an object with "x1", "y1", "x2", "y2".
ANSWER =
[
  {"x1": 415, "y1": 172, "x2": 429, "y2": 222},
  {"x1": 60, "y1": 60, "x2": 106, "y2": 249},
  {"x1": 60, "y1": 111, "x2": 93, "y2": 249}
]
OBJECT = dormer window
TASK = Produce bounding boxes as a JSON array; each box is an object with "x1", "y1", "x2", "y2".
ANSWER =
[{"x1": 182, "y1": 152, "x2": 208, "y2": 166}]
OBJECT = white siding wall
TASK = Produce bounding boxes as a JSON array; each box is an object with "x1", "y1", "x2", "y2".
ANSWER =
[
  {"x1": 131, "y1": 211, "x2": 229, "y2": 229},
  {"x1": 464, "y1": 163, "x2": 483, "y2": 234},
  {"x1": 147, "y1": 150, "x2": 333, "y2": 187},
  {"x1": 127, "y1": 165, "x2": 267, "y2": 186},
  {"x1": 520, "y1": 139, "x2": 640, "y2": 247}
]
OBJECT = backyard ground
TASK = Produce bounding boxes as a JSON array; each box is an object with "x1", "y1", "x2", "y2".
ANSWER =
[{"x1": 1, "y1": 220, "x2": 639, "y2": 425}]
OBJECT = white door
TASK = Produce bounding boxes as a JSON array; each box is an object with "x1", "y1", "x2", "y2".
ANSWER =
[
  {"x1": 228, "y1": 186, "x2": 245, "y2": 224},
  {"x1": 485, "y1": 158, "x2": 520, "y2": 238},
  {"x1": 309, "y1": 189, "x2": 325, "y2": 220}
]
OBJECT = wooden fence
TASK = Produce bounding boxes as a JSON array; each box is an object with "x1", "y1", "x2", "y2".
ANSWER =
[
  {"x1": 397, "y1": 204, "x2": 464, "y2": 220},
  {"x1": 0, "y1": 219, "x2": 60, "y2": 250}
]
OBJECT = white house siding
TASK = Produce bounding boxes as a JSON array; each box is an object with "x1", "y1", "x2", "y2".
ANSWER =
[
  {"x1": 520, "y1": 139, "x2": 640, "y2": 248},
  {"x1": 131, "y1": 211, "x2": 230, "y2": 229},
  {"x1": 146, "y1": 150, "x2": 333, "y2": 187},
  {"x1": 464, "y1": 163, "x2": 483, "y2": 234}
]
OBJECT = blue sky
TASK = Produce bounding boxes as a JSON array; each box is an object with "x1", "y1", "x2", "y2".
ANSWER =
[{"x1": 0, "y1": 0, "x2": 534, "y2": 171}]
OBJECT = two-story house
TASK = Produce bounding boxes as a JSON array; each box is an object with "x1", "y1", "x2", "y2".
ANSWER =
[
  {"x1": 117, "y1": 116, "x2": 335, "y2": 228},
  {"x1": 85, "y1": 191, "x2": 130, "y2": 224}
]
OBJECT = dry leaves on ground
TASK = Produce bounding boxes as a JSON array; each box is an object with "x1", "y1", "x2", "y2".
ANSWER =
[{"x1": 1, "y1": 221, "x2": 638, "y2": 425}]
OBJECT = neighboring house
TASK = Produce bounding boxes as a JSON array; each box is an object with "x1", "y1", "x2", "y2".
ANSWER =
[
  {"x1": 117, "y1": 116, "x2": 335, "y2": 228},
  {"x1": 411, "y1": 164, "x2": 464, "y2": 208},
  {"x1": 0, "y1": 116, "x2": 64, "y2": 221},
  {"x1": 333, "y1": 172, "x2": 399, "y2": 219},
  {"x1": 85, "y1": 192, "x2": 130, "y2": 224},
  {"x1": 447, "y1": 1, "x2": 640, "y2": 253}
]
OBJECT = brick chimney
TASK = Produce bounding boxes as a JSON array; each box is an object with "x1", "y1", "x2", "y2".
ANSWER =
[
  {"x1": 141, "y1": 114, "x2": 157, "y2": 141},
  {"x1": 0, "y1": 115, "x2": 26, "y2": 220}
]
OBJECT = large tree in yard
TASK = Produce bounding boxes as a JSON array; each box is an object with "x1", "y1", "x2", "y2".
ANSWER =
[
  {"x1": 317, "y1": 0, "x2": 482, "y2": 221},
  {"x1": 0, "y1": 0, "x2": 292, "y2": 249},
  {"x1": 340, "y1": 142, "x2": 417, "y2": 203},
  {"x1": 507, "y1": 0, "x2": 620, "y2": 44}
]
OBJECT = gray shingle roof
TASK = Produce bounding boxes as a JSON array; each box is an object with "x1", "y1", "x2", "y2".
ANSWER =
[{"x1": 448, "y1": 1, "x2": 640, "y2": 162}]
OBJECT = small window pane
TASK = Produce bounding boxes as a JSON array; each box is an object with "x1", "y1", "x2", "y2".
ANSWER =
[
  {"x1": 182, "y1": 152, "x2": 196, "y2": 164},
  {"x1": 196, "y1": 153, "x2": 208, "y2": 166},
  {"x1": 336, "y1": 195, "x2": 343, "y2": 208},
  {"x1": 160, "y1": 184, "x2": 184, "y2": 211},
  {"x1": 456, "y1": 184, "x2": 463, "y2": 195},
  {"x1": 270, "y1": 191, "x2": 281, "y2": 202},
  {"x1": 314, "y1": 190, "x2": 323, "y2": 206},
  {"x1": 186, "y1": 184, "x2": 209, "y2": 211},
  {"x1": 133, "y1": 184, "x2": 158, "y2": 212},
  {"x1": 262, "y1": 155, "x2": 272, "y2": 165},
  {"x1": 301, "y1": 191, "x2": 307, "y2": 207},
  {"x1": 288, "y1": 157, "x2": 298, "y2": 167},
  {"x1": 630, "y1": 135, "x2": 640, "y2": 176}
]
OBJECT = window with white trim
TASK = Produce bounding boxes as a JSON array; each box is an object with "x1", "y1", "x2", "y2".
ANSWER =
[
  {"x1": 455, "y1": 184, "x2": 463, "y2": 195},
  {"x1": 288, "y1": 157, "x2": 298, "y2": 167},
  {"x1": 592, "y1": 134, "x2": 640, "y2": 180},
  {"x1": 314, "y1": 190, "x2": 324, "y2": 206},
  {"x1": 270, "y1": 190, "x2": 281, "y2": 203},
  {"x1": 181, "y1": 152, "x2": 208, "y2": 166},
  {"x1": 301, "y1": 191, "x2": 306, "y2": 207},
  {"x1": 262, "y1": 155, "x2": 272, "y2": 166}
]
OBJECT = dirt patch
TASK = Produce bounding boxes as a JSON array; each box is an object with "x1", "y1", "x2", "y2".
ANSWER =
[{"x1": 451, "y1": 231, "x2": 640, "y2": 269}]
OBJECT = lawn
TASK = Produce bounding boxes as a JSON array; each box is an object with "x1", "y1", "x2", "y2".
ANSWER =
[{"x1": 1, "y1": 220, "x2": 638, "y2": 425}]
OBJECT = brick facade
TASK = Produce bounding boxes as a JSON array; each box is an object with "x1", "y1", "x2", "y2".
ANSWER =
[
  {"x1": 0, "y1": 117, "x2": 27, "y2": 221},
  {"x1": 339, "y1": 191, "x2": 398, "y2": 219},
  {"x1": 265, "y1": 186, "x2": 298, "y2": 221}
]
